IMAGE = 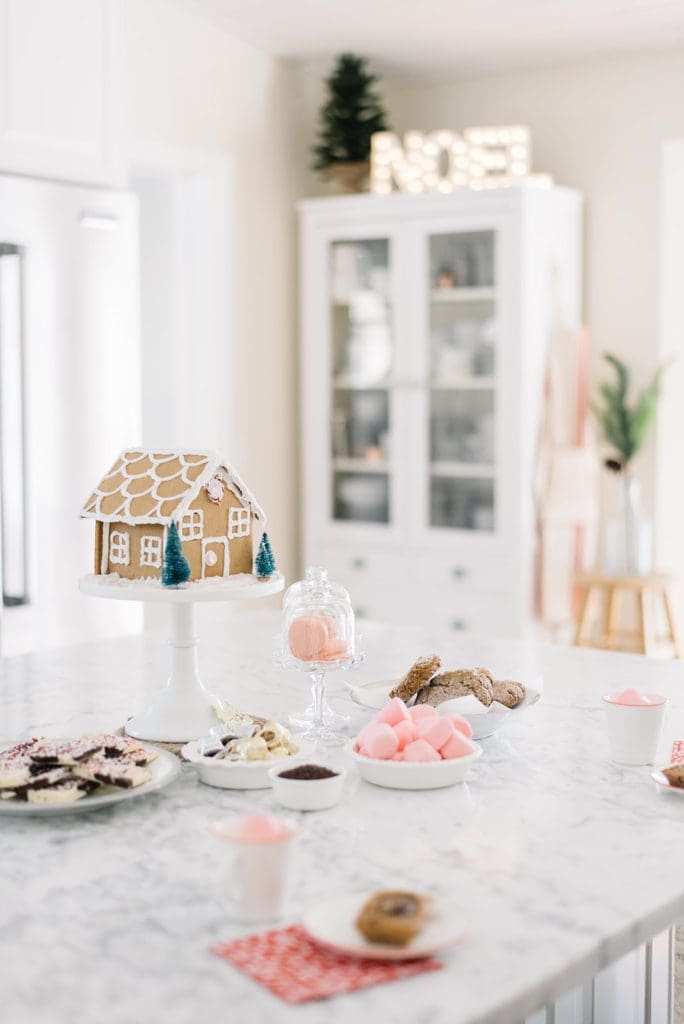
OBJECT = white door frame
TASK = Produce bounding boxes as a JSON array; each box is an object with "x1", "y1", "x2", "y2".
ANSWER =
[{"x1": 201, "y1": 536, "x2": 229, "y2": 578}]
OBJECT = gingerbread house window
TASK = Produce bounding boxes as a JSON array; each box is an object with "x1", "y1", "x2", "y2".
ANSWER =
[
  {"x1": 179, "y1": 510, "x2": 203, "y2": 541},
  {"x1": 110, "y1": 530, "x2": 129, "y2": 565},
  {"x1": 140, "y1": 535, "x2": 162, "y2": 568},
  {"x1": 228, "y1": 507, "x2": 250, "y2": 539}
]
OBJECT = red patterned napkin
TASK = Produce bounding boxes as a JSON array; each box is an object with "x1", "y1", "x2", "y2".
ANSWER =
[
  {"x1": 670, "y1": 740, "x2": 684, "y2": 764},
  {"x1": 211, "y1": 924, "x2": 443, "y2": 1004}
]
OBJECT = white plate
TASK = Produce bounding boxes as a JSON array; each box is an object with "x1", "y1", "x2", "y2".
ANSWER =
[
  {"x1": 0, "y1": 744, "x2": 181, "y2": 816},
  {"x1": 302, "y1": 891, "x2": 468, "y2": 961},
  {"x1": 345, "y1": 678, "x2": 542, "y2": 740},
  {"x1": 346, "y1": 739, "x2": 482, "y2": 790},
  {"x1": 182, "y1": 739, "x2": 314, "y2": 789},
  {"x1": 652, "y1": 765, "x2": 684, "y2": 794}
]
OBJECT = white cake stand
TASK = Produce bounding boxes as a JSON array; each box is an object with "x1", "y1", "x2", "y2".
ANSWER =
[{"x1": 78, "y1": 573, "x2": 284, "y2": 742}]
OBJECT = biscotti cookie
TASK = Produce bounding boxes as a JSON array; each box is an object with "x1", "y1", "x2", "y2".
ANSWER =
[
  {"x1": 415, "y1": 667, "x2": 493, "y2": 707},
  {"x1": 389, "y1": 655, "x2": 441, "y2": 702},
  {"x1": 492, "y1": 680, "x2": 525, "y2": 708},
  {"x1": 356, "y1": 891, "x2": 429, "y2": 947}
]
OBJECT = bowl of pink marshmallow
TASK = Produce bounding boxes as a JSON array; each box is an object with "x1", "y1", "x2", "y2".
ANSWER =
[{"x1": 345, "y1": 697, "x2": 482, "y2": 789}]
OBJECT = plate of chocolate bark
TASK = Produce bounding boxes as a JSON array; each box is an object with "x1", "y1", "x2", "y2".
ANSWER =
[
  {"x1": 0, "y1": 734, "x2": 180, "y2": 815},
  {"x1": 346, "y1": 656, "x2": 541, "y2": 739}
]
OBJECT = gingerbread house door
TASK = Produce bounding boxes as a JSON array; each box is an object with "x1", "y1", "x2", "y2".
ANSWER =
[{"x1": 201, "y1": 537, "x2": 229, "y2": 578}]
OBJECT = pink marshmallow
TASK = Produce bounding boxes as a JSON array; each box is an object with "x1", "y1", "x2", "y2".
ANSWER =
[
  {"x1": 408, "y1": 704, "x2": 438, "y2": 723},
  {"x1": 374, "y1": 697, "x2": 411, "y2": 727},
  {"x1": 417, "y1": 716, "x2": 454, "y2": 751},
  {"x1": 440, "y1": 730, "x2": 476, "y2": 760},
  {"x1": 363, "y1": 722, "x2": 399, "y2": 760},
  {"x1": 393, "y1": 719, "x2": 418, "y2": 750},
  {"x1": 443, "y1": 713, "x2": 474, "y2": 740},
  {"x1": 391, "y1": 751, "x2": 405, "y2": 761},
  {"x1": 402, "y1": 738, "x2": 441, "y2": 763}
]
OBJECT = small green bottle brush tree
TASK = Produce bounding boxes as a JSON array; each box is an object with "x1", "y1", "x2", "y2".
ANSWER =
[
  {"x1": 594, "y1": 353, "x2": 670, "y2": 472},
  {"x1": 162, "y1": 521, "x2": 191, "y2": 587},
  {"x1": 255, "y1": 532, "x2": 276, "y2": 580},
  {"x1": 312, "y1": 53, "x2": 389, "y2": 190}
]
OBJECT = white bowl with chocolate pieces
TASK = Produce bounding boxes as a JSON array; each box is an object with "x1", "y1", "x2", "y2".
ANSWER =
[
  {"x1": 182, "y1": 720, "x2": 310, "y2": 790},
  {"x1": 0, "y1": 734, "x2": 180, "y2": 815}
]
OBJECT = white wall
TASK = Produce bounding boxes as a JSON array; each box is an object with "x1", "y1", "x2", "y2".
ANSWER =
[
  {"x1": 299, "y1": 49, "x2": 684, "y2": 521},
  {"x1": 126, "y1": 0, "x2": 303, "y2": 584}
]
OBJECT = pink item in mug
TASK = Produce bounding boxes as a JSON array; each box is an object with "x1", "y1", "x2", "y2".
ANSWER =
[
  {"x1": 604, "y1": 688, "x2": 664, "y2": 707},
  {"x1": 210, "y1": 814, "x2": 297, "y2": 923},
  {"x1": 288, "y1": 615, "x2": 329, "y2": 660}
]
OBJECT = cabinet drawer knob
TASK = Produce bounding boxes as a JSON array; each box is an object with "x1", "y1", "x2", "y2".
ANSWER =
[
  {"x1": 451, "y1": 618, "x2": 466, "y2": 631},
  {"x1": 354, "y1": 606, "x2": 367, "y2": 619},
  {"x1": 451, "y1": 566, "x2": 466, "y2": 579},
  {"x1": 351, "y1": 557, "x2": 366, "y2": 570}
]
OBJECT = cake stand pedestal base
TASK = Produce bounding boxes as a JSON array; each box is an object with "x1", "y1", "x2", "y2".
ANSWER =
[{"x1": 79, "y1": 573, "x2": 284, "y2": 742}]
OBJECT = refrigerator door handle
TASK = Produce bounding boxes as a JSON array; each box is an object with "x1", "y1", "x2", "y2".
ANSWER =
[{"x1": 0, "y1": 243, "x2": 28, "y2": 606}]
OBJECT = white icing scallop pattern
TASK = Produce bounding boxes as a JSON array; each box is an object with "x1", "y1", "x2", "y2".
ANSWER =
[{"x1": 80, "y1": 448, "x2": 265, "y2": 526}]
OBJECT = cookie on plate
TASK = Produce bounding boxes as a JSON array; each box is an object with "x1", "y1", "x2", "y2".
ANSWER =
[
  {"x1": 415, "y1": 667, "x2": 494, "y2": 708},
  {"x1": 356, "y1": 891, "x2": 429, "y2": 947},
  {"x1": 389, "y1": 656, "x2": 441, "y2": 702},
  {"x1": 492, "y1": 680, "x2": 525, "y2": 708},
  {"x1": 662, "y1": 764, "x2": 684, "y2": 789}
]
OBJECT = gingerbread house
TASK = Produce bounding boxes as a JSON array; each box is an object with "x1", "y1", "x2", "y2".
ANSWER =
[{"x1": 81, "y1": 449, "x2": 265, "y2": 581}]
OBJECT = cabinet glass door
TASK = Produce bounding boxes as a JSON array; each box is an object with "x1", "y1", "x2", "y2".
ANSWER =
[
  {"x1": 329, "y1": 238, "x2": 392, "y2": 524},
  {"x1": 427, "y1": 230, "x2": 497, "y2": 532}
]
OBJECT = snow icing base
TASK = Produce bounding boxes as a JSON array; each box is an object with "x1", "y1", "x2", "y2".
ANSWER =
[{"x1": 82, "y1": 571, "x2": 283, "y2": 591}]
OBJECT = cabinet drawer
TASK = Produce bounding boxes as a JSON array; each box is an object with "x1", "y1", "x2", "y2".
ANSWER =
[{"x1": 344, "y1": 581, "x2": 523, "y2": 638}]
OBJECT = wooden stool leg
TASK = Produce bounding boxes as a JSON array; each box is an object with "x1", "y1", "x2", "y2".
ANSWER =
[
  {"x1": 604, "y1": 585, "x2": 622, "y2": 651},
  {"x1": 662, "y1": 588, "x2": 682, "y2": 659},
  {"x1": 575, "y1": 584, "x2": 595, "y2": 646},
  {"x1": 639, "y1": 586, "x2": 656, "y2": 657}
]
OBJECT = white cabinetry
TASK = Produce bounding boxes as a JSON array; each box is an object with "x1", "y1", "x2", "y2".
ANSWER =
[
  {"x1": 0, "y1": 0, "x2": 123, "y2": 186},
  {"x1": 298, "y1": 189, "x2": 582, "y2": 635}
]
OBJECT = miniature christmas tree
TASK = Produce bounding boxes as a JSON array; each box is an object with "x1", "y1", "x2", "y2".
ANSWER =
[
  {"x1": 162, "y1": 521, "x2": 191, "y2": 586},
  {"x1": 255, "y1": 532, "x2": 276, "y2": 579},
  {"x1": 312, "y1": 54, "x2": 389, "y2": 180}
]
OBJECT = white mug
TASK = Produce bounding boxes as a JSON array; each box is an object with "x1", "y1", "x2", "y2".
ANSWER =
[
  {"x1": 210, "y1": 814, "x2": 297, "y2": 923},
  {"x1": 603, "y1": 693, "x2": 667, "y2": 765}
]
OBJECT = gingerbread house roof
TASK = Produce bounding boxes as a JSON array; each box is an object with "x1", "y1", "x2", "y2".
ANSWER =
[{"x1": 80, "y1": 448, "x2": 265, "y2": 526}]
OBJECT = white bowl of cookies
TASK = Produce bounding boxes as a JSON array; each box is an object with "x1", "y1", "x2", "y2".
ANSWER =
[{"x1": 346, "y1": 656, "x2": 541, "y2": 740}]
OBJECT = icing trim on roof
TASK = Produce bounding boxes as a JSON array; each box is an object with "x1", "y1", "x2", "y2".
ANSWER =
[{"x1": 80, "y1": 448, "x2": 265, "y2": 525}]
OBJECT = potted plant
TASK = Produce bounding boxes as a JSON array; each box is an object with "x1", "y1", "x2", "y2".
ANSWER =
[
  {"x1": 593, "y1": 352, "x2": 670, "y2": 575},
  {"x1": 312, "y1": 53, "x2": 389, "y2": 193}
]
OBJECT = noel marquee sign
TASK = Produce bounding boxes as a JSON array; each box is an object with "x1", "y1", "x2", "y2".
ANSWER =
[{"x1": 370, "y1": 125, "x2": 552, "y2": 195}]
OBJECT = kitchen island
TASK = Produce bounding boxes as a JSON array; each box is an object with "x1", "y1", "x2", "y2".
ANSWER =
[{"x1": 2, "y1": 611, "x2": 683, "y2": 1024}]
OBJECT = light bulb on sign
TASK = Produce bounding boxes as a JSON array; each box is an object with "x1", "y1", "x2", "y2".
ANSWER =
[{"x1": 370, "y1": 124, "x2": 548, "y2": 194}]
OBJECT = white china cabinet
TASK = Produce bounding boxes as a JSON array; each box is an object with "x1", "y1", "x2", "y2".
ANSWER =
[{"x1": 298, "y1": 188, "x2": 582, "y2": 635}]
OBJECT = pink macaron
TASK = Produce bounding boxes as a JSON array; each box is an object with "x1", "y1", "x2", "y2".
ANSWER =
[{"x1": 287, "y1": 615, "x2": 329, "y2": 660}]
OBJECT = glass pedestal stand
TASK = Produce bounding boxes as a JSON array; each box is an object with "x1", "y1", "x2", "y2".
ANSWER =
[
  {"x1": 277, "y1": 652, "x2": 362, "y2": 747},
  {"x1": 79, "y1": 573, "x2": 284, "y2": 743}
]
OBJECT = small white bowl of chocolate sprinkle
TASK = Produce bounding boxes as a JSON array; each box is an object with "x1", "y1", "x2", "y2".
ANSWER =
[{"x1": 268, "y1": 763, "x2": 346, "y2": 811}]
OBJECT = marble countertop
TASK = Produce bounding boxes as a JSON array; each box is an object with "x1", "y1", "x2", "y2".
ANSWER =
[{"x1": 3, "y1": 610, "x2": 684, "y2": 1024}]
